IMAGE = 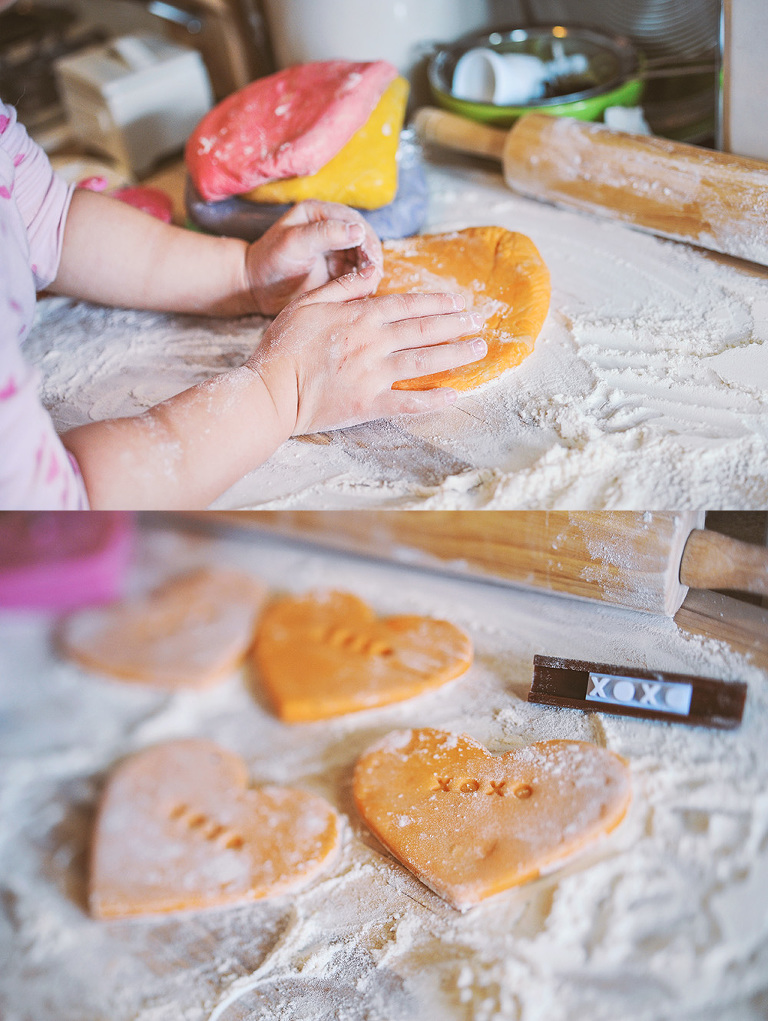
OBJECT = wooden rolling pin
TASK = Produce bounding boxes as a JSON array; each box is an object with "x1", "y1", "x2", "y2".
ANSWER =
[
  {"x1": 206, "y1": 511, "x2": 768, "y2": 617},
  {"x1": 413, "y1": 107, "x2": 768, "y2": 268}
]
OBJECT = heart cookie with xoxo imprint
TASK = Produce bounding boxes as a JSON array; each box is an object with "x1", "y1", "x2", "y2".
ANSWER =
[
  {"x1": 61, "y1": 568, "x2": 267, "y2": 689},
  {"x1": 353, "y1": 728, "x2": 631, "y2": 910},
  {"x1": 89, "y1": 739, "x2": 341, "y2": 918},
  {"x1": 252, "y1": 591, "x2": 474, "y2": 722}
]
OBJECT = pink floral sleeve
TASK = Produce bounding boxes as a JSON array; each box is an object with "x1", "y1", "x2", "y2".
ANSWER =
[{"x1": 0, "y1": 101, "x2": 89, "y2": 509}]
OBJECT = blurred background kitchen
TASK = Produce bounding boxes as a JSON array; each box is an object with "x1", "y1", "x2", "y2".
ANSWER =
[{"x1": 0, "y1": 1, "x2": 762, "y2": 212}]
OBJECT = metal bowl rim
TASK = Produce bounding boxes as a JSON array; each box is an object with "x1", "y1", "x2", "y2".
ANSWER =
[{"x1": 428, "y1": 25, "x2": 642, "y2": 110}]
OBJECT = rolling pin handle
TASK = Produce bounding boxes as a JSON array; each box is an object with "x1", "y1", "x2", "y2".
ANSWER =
[
  {"x1": 680, "y1": 529, "x2": 768, "y2": 597},
  {"x1": 412, "y1": 106, "x2": 507, "y2": 162}
]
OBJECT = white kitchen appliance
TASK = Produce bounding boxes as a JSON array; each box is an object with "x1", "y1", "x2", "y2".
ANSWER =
[
  {"x1": 54, "y1": 33, "x2": 213, "y2": 176},
  {"x1": 260, "y1": 0, "x2": 495, "y2": 106},
  {"x1": 720, "y1": 0, "x2": 768, "y2": 161}
]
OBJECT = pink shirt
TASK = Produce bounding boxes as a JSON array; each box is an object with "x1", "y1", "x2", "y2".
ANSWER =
[{"x1": 1, "y1": 101, "x2": 89, "y2": 509}]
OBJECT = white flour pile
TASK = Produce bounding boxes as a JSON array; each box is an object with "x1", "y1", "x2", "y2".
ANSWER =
[
  {"x1": 25, "y1": 158, "x2": 768, "y2": 510},
  {"x1": 1, "y1": 522, "x2": 767, "y2": 1020}
]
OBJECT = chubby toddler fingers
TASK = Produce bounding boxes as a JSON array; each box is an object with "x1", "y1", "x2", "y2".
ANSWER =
[
  {"x1": 388, "y1": 308, "x2": 484, "y2": 349},
  {"x1": 284, "y1": 200, "x2": 382, "y2": 270},
  {"x1": 286, "y1": 198, "x2": 368, "y2": 228},
  {"x1": 389, "y1": 335, "x2": 487, "y2": 383},
  {"x1": 295, "y1": 262, "x2": 380, "y2": 307},
  {"x1": 373, "y1": 290, "x2": 467, "y2": 324}
]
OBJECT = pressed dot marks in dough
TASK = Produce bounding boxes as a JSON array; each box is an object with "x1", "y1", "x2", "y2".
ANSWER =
[
  {"x1": 252, "y1": 590, "x2": 474, "y2": 722},
  {"x1": 89, "y1": 739, "x2": 341, "y2": 918}
]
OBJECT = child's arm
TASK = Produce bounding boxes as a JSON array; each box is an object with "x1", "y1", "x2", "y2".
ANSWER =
[
  {"x1": 50, "y1": 189, "x2": 380, "y2": 318},
  {"x1": 61, "y1": 268, "x2": 486, "y2": 509},
  {"x1": 61, "y1": 362, "x2": 284, "y2": 510}
]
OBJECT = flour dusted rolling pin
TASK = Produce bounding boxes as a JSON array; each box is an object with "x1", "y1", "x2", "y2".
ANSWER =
[
  {"x1": 413, "y1": 107, "x2": 768, "y2": 267},
  {"x1": 207, "y1": 510, "x2": 768, "y2": 617}
]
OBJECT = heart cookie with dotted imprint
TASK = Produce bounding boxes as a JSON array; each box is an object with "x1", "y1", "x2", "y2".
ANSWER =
[
  {"x1": 89, "y1": 739, "x2": 341, "y2": 918},
  {"x1": 353, "y1": 728, "x2": 631, "y2": 910},
  {"x1": 253, "y1": 591, "x2": 473, "y2": 722},
  {"x1": 61, "y1": 568, "x2": 267, "y2": 688}
]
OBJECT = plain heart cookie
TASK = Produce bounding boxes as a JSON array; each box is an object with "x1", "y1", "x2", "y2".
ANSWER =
[
  {"x1": 89, "y1": 739, "x2": 341, "y2": 918},
  {"x1": 61, "y1": 568, "x2": 267, "y2": 689},
  {"x1": 377, "y1": 226, "x2": 551, "y2": 391},
  {"x1": 252, "y1": 591, "x2": 473, "y2": 722},
  {"x1": 353, "y1": 728, "x2": 631, "y2": 909}
]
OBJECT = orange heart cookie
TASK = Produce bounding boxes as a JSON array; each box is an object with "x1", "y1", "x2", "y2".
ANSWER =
[
  {"x1": 377, "y1": 226, "x2": 551, "y2": 391},
  {"x1": 61, "y1": 568, "x2": 267, "y2": 689},
  {"x1": 89, "y1": 739, "x2": 341, "y2": 918},
  {"x1": 353, "y1": 728, "x2": 631, "y2": 910},
  {"x1": 253, "y1": 591, "x2": 473, "y2": 722}
]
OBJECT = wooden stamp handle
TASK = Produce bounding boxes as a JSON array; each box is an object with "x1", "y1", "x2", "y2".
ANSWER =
[{"x1": 680, "y1": 529, "x2": 768, "y2": 596}]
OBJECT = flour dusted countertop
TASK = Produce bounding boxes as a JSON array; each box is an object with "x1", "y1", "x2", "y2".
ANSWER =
[
  {"x1": 1, "y1": 522, "x2": 767, "y2": 1020},
  {"x1": 27, "y1": 155, "x2": 768, "y2": 508}
]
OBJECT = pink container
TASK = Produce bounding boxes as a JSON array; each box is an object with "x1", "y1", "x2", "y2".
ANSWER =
[{"x1": 0, "y1": 512, "x2": 134, "y2": 611}]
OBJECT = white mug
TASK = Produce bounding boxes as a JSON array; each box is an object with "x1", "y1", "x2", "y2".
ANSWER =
[
  {"x1": 452, "y1": 47, "x2": 589, "y2": 106},
  {"x1": 452, "y1": 48, "x2": 548, "y2": 105}
]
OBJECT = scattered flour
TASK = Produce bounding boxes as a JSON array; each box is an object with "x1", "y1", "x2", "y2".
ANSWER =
[
  {"x1": 24, "y1": 159, "x2": 768, "y2": 509},
  {"x1": 1, "y1": 523, "x2": 767, "y2": 1020}
]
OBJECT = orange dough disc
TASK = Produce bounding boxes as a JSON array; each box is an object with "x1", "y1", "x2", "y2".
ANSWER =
[
  {"x1": 253, "y1": 591, "x2": 473, "y2": 722},
  {"x1": 61, "y1": 568, "x2": 267, "y2": 689},
  {"x1": 377, "y1": 226, "x2": 551, "y2": 391},
  {"x1": 89, "y1": 739, "x2": 341, "y2": 918},
  {"x1": 353, "y1": 728, "x2": 631, "y2": 910}
]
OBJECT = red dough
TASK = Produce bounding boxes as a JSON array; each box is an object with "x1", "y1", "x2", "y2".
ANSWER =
[{"x1": 186, "y1": 60, "x2": 398, "y2": 202}]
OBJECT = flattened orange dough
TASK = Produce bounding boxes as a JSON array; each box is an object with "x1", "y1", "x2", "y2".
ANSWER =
[
  {"x1": 89, "y1": 739, "x2": 341, "y2": 918},
  {"x1": 353, "y1": 728, "x2": 631, "y2": 910},
  {"x1": 377, "y1": 226, "x2": 551, "y2": 391},
  {"x1": 61, "y1": 568, "x2": 267, "y2": 689},
  {"x1": 253, "y1": 591, "x2": 473, "y2": 722}
]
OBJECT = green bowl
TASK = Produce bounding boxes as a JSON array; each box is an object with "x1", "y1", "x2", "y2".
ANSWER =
[{"x1": 428, "y1": 26, "x2": 644, "y2": 127}]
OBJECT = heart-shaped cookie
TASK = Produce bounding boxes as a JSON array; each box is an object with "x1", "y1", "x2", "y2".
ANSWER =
[
  {"x1": 61, "y1": 568, "x2": 267, "y2": 689},
  {"x1": 252, "y1": 591, "x2": 473, "y2": 722},
  {"x1": 353, "y1": 728, "x2": 631, "y2": 909},
  {"x1": 89, "y1": 739, "x2": 341, "y2": 918}
]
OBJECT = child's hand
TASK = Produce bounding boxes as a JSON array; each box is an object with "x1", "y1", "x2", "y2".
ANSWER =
[
  {"x1": 244, "y1": 200, "x2": 383, "y2": 316},
  {"x1": 246, "y1": 264, "x2": 487, "y2": 436}
]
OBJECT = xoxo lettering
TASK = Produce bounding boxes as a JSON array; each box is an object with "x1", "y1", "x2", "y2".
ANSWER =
[{"x1": 432, "y1": 777, "x2": 534, "y2": 799}]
